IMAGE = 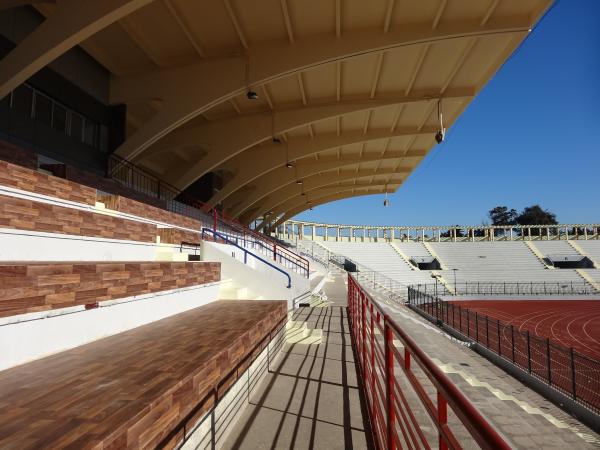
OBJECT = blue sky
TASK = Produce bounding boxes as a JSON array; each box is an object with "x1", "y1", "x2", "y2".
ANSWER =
[{"x1": 297, "y1": 0, "x2": 600, "y2": 227}]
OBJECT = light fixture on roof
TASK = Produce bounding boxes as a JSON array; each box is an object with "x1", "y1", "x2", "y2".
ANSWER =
[
  {"x1": 270, "y1": 113, "x2": 280, "y2": 142},
  {"x1": 284, "y1": 141, "x2": 293, "y2": 168},
  {"x1": 383, "y1": 184, "x2": 390, "y2": 207},
  {"x1": 296, "y1": 180, "x2": 303, "y2": 185},
  {"x1": 245, "y1": 54, "x2": 258, "y2": 100},
  {"x1": 435, "y1": 99, "x2": 446, "y2": 144}
]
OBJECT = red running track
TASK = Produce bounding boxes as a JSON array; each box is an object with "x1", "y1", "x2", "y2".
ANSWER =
[{"x1": 449, "y1": 300, "x2": 600, "y2": 360}]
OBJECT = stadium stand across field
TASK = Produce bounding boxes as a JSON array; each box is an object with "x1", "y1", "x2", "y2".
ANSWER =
[{"x1": 279, "y1": 219, "x2": 600, "y2": 293}]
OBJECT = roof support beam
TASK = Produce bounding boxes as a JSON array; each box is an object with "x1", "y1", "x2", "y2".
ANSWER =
[
  {"x1": 257, "y1": 181, "x2": 395, "y2": 231},
  {"x1": 225, "y1": 147, "x2": 424, "y2": 218},
  {"x1": 245, "y1": 175, "x2": 405, "y2": 225},
  {"x1": 239, "y1": 167, "x2": 408, "y2": 223},
  {"x1": 164, "y1": 0, "x2": 206, "y2": 58},
  {"x1": 203, "y1": 127, "x2": 434, "y2": 208},
  {"x1": 0, "y1": 0, "x2": 155, "y2": 100},
  {"x1": 136, "y1": 90, "x2": 470, "y2": 188},
  {"x1": 265, "y1": 187, "x2": 394, "y2": 230},
  {"x1": 110, "y1": 18, "x2": 531, "y2": 161}
]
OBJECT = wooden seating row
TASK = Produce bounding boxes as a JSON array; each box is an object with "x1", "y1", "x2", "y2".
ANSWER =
[
  {"x1": 0, "y1": 193, "x2": 158, "y2": 243},
  {"x1": 0, "y1": 261, "x2": 220, "y2": 317},
  {"x1": 0, "y1": 300, "x2": 286, "y2": 449}
]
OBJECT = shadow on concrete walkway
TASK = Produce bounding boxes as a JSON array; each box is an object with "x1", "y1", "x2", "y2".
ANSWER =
[{"x1": 222, "y1": 296, "x2": 374, "y2": 449}]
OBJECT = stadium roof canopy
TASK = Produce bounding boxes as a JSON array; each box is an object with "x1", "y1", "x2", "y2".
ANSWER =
[{"x1": 0, "y1": 0, "x2": 552, "y2": 225}]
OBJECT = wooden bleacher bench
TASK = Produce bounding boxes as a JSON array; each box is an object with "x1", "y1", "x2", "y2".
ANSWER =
[
  {"x1": 98, "y1": 194, "x2": 202, "y2": 231},
  {"x1": 0, "y1": 193, "x2": 158, "y2": 243},
  {"x1": 0, "y1": 262, "x2": 220, "y2": 318},
  {"x1": 0, "y1": 160, "x2": 97, "y2": 206},
  {"x1": 0, "y1": 300, "x2": 287, "y2": 449}
]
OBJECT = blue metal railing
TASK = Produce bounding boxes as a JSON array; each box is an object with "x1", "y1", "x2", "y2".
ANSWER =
[{"x1": 202, "y1": 228, "x2": 291, "y2": 288}]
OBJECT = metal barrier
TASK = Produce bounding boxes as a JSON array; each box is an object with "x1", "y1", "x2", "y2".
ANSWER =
[
  {"x1": 348, "y1": 275, "x2": 510, "y2": 450},
  {"x1": 410, "y1": 281, "x2": 597, "y2": 296},
  {"x1": 408, "y1": 287, "x2": 600, "y2": 414},
  {"x1": 202, "y1": 228, "x2": 291, "y2": 288},
  {"x1": 107, "y1": 154, "x2": 309, "y2": 277}
]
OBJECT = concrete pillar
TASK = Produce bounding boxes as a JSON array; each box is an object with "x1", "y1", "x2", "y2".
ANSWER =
[
  {"x1": 335, "y1": 227, "x2": 340, "y2": 242},
  {"x1": 324, "y1": 226, "x2": 328, "y2": 241},
  {"x1": 311, "y1": 226, "x2": 315, "y2": 241}
]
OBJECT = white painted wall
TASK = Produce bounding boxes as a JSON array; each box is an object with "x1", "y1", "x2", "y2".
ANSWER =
[
  {"x1": 0, "y1": 228, "x2": 201, "y2": 262},
  {"x1": 0, "y1": 228, "x2": 158, "y2": 261},
  {"x1": 0, "y1": 283, "x2": 220, "y2": 371},
  {"x1": 202, "y1": 241, "x2": 310, "y2": 309}
]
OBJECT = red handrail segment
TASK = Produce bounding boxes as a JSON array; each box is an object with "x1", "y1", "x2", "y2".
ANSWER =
[{"x1": 348, "y1": 274, "x2": 511, "y2": 450}]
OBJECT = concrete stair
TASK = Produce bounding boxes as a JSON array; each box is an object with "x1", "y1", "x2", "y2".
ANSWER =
[
  {"x1": 568, "y1": 240, "x2": 599, "y2": 268},
  {"x1": 422, "y1": 241, "x2": 448, "y2": 269},
  {"x1": 575, "y1": 269, "x2": 600, "y2": 292},
  {"x1": 219, "y1": 279, "x2": 251, "y2": 299},
  {"x1": 285, "y1": 312, "x2": 323, "y2": 344},
  {"x1": 524, "y1": 241, "x2": 553, "y2": 268},
  {"x1": 389, "y1": 242, "x2": 416, "y2": 269}
]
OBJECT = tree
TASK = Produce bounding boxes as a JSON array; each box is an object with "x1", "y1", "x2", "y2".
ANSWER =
[
  {"x1": 488, "y1": 206, "x2": 518, "y2": 227},
  {"x1": 441, "y1": 226, "x2": 465, "y2": 238},
  {"x1": 516, "y1": 205, "x2": 558, "y2": 226}
]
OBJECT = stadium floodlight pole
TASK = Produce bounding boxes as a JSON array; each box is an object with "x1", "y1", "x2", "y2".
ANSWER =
[{"x1": 452, "y1": 268, "x2": 458, "y2": 294}]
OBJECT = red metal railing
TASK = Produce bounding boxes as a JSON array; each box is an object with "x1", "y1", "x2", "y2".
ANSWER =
[
  {"x1": 215, "y1": 210, "x2": 310, "y2": 277},
  {"x1": 348, "y1": 274, "x2": 511, "y2": 450}
]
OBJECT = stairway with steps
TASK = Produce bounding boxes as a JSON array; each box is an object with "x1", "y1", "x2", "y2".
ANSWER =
[
  {"x1": 388, "y1": 242, "x2": 416, "y2": 269},
  {"x1": 422, "y1": 241, "x2": 448, "y2": 269},
  {"x1": 569, "y1": 240, "x2": 599, "y2": 268},
  {"x1": 524, "y1": 241, "x2": 553, "y2": 268}
]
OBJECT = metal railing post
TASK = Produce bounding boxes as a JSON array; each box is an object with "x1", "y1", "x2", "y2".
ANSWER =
[
  {"x1": 485, "y1": 316, "x2": 489, "y2": 348},
  {"x1": 212, "y1": 208, "x2": 217, "y2": 240},
  {"x1": 511, "y1": 325, "x2": 515, "y2": 363},
  {"x1": 370, "y1": 303, "x2": 375, "y2": 425},
  {"x1": 546, "y1": 338, "x2": 552, "y2": 385},
  {"x1": 437, "y1": 391, "x2": 448, "y2": 450},
  {"x1": 497, "y1": 320, "x2": 501, "y2": 356},
  {"x1": 362, "y1": 294, "x2": 367, "y2": 382},
  {"x1": 526, "y1": 331, "x2": 531, "y2": 373},
  {"x1": 466, "y1": 310, "x2": 470, "y2": 337},
  {"x1": 570, "y1": 347, "x2": 577, "y2": 400},
  {"x1": 385, "y1": 322, "x2": 395, "y2": 450}
]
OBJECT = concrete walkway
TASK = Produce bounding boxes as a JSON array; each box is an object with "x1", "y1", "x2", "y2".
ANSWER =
[{"x1": 222, "y1": 273, "x2": 373, "y2": 449}]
